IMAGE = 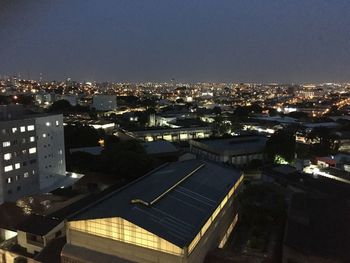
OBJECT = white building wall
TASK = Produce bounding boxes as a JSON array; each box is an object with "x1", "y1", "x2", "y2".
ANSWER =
[{"x1": 35, "y1": 115, "x2": 66, "y2": 191}]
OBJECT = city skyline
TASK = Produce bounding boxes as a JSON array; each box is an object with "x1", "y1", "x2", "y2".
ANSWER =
[{"x1": 1, "y1": 0, "x2": 350, "y2": 83}]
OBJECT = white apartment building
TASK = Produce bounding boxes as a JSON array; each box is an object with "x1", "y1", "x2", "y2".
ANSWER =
[
  {"x1": 0, "y1": 118, "x2": 40, "y2": 203},
  {"x1": 0, "y1": 105, "x2": 66, "y2": 204}
]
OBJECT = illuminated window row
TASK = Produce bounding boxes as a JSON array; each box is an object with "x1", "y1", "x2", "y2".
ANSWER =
[
  {"x1": 188, "y1": 174, "x2": 243, "y2": 254},
  {"x1": 6, "y1": 125, "x2": 35, "y2": 134},
  {"x1": 2, "y1": 136, "x2": 35, "y2": 149}
]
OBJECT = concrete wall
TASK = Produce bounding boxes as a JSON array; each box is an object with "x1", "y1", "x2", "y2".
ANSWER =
[
  {"x1": 35, "y1": 115, "x2": 66, "y2": 191},
  {"x1": 66, "y1": 229, "x2": 184, "y2": 263},
  {"x1": 187, "y1": 196, "x2": 239, "y2": 263}
]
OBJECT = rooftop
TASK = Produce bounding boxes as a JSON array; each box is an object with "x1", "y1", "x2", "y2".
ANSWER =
[
  {"x1": 17, "y1": 215, "x2": 62, "y2": 236},
  {"x1": 142, "y1": 140, "x2": 178, "y2": 155},
  {"x1": 190, "y1": 135, "x2": 267, "y2": 155},
  {"x1": 0, "y1": 202, "x2": 28, "y2": 231},
  {"x1": 70, "y1": 160, "x2": 241, "y2": 248}
]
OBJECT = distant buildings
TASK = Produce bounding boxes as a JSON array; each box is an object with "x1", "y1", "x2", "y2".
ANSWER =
[
  {"x1": 92, "y1": 95, "x2": 117, "y2": 111},
  {"x1": 0, "y1": 105, "x2": 66, "y2": 204},
  {"x1": 190, "y1": 135, "x2": 267, "y2": 168},
  {"x1": 62, "y1": 160, "x2": 243, "y2": 263},
  {"x1": 128, "y1": 126, "x2": 213, "y2": 142}
]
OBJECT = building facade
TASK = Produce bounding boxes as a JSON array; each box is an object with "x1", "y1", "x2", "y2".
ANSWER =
[
  {"x1": 62, "y1": 160, "x2": 243, "y2": 263},
  {"x1": 189, "y1": 135, "x2": 267, "y2": 168},
  {"x1": 0, "y1": 118, "x2": 39, "y2": 203},
  {"x1": 0, "y1": 106, "x2": 66, "y2": 203},
  {"x1": 128, "y1": 126, "x2": 213, "y2": 142}
]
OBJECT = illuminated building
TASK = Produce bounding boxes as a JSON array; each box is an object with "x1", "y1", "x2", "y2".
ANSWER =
[
  {"x1": 62, "y1": 160, "x2": 243, "y2": 263},
  {"x1": 189, "y1": 135, "x2": 267, "y2": 168},
  {"x1": 0, "y1": 105, "x2": 66, "y2": 204},
  {"x1": 129, "y1": 126, "x2": 213, "y2": 142}
]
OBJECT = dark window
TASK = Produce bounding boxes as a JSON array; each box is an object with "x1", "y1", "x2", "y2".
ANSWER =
[
  {"x1": 26, "y1": 233, "x2": 44, "y2": 246},
  {"x1": 55, "y1": 230, "x2": 62, "y2": 238}
]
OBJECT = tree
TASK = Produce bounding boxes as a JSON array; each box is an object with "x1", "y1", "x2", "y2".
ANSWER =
[
  {"x1": 64, "y1": 124, "x2": 103, "y2": 149},
  {"x1": 175, "y1": 98, "x2": 185, "y2": 104},
  {"x1": 212, "y1": 116, "x2": 231, "y2": 136},
  {"x1": 49, "y1": 99, "x2": 71, "y2": 113},
  {"x1": 98, "y1": 140, "x2": 155, "y2": 180},
  {"x1": 266, "y1": 129, "x2": 296, "y2": 162},
  {"x1": 307, "y1": 127, "x2": 340, "y2": 155},
  {"x1": 211, "y1": 106, "x2": 222, "y2": 115},
  {"x1": 287, "y1": 111, "x2": 309, "y2": 120}
]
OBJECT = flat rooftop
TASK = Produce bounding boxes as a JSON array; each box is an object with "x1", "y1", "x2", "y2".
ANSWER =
[
  {"x1": 142, "y1": 140, "x2": 178, "y2": 155},
  {"x1": 70, "y1": 160, "x2": 241, "y2": 248},
  {"x1": 190, "y1": 135, "x2": 267, "y2": 155}
]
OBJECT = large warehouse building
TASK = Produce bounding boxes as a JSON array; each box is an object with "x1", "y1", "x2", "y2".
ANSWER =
[{"x1": 62, "y1": 159, "x2": 243, "y2": 263}]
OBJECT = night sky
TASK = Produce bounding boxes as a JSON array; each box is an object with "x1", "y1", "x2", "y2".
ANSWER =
[{"x1": 0, "y1": 0, "x2": 350, "y2": 83}]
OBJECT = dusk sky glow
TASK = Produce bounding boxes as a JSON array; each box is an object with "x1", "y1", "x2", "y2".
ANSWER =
[{"x1": 1, "y1": 0, "x2": 350, "y2": 83}]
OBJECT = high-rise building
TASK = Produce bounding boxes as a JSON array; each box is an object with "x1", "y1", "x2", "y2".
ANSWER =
[{"x1": 0, "y1": 105, "x2": 66, "y2": 204}]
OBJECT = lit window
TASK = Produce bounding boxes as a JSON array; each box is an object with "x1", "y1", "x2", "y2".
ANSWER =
[
  {"x1": 4, "y1": 153, "x2": 11, "y2": 160},
  {"x1": 42, "y1": 133, "x2": 47, "y2": 138},
  {"x1": 46, "y1": 122, "x2": 51, "y2": 127},
  {"x1": 20, "y1": 126, "x2": 25, "y2": 132},
  {"x1": 29, "y1": 147, "x2": 36, "y2": 154},
  {"x1": 55, "y1": 120, "x2": 59, "y2": 126},
  {"x1": 2, "y1": 129, "x2": 6, "y2": 135},
  {"x1": 4, "y1": 165, "x2": 13, "y2": 172},
  {"x1": 12, "y1": 127, "x2": 17, "y2": 133},
  {"x1": 59, "y1": 149, "x2": 63, "y2": 155},
  {"x1": 27, "y1": 125, "x2": 35, "y2": 131},
  {"x1": 32, "y1": 170, "x2": 35, "y2": 175},
  {"x1": 24, "y1": 172, "x2": 29, "y2": 178},
  {"x1": 22, "y1": 138, "x2": 26, "y2": 144},
  {"x1": 7, "y1": 177, "x2": 12, "y2": 184},
  {"x1": 15, "y1": 163, "x2": 20, "y2": 169},
  {"x1": 30, "y1": 136, "x2": 35, "y2": 142},
  {"x1": 2, "y1": 141, "x2": 10, "y2": 147}
]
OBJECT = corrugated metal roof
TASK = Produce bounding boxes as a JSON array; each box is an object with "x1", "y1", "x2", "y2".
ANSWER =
[{"x1": 70, "y1": 159, "x2": 241, "y2": 247}]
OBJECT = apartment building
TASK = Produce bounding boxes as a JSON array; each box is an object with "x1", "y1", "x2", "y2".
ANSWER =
[{"x1": 0, "y1": 105, "x2": 66, "y2": 203}]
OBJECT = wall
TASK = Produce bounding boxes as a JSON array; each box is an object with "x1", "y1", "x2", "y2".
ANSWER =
[{"x1": 35, "y1": 115, "x2": 66, "y2": 191}]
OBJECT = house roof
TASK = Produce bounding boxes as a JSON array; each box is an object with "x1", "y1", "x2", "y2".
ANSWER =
[{"x1": 17, "y1": 215, "x2": 62, "y2": 236}]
